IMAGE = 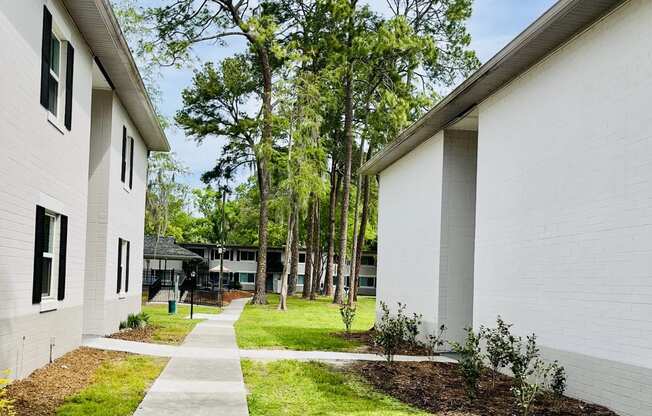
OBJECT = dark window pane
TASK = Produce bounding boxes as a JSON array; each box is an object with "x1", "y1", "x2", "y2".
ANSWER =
[
  {"x1": 50, "y1": 36, "x2": 60, "y2": 73},
  {"x1": 41, "y1": 257, "x2": 52, "y2": 296},
  {"x1": 48, "y1": 76, "x2": 58, "y2": 115}
]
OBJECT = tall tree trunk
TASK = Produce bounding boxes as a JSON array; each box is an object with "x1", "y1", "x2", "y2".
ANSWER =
[
  {"x1": 334, "y1": 61, "x2": 354, "y2": 305},
  {"x1": 324, "y1": 159, "x2": 339, "y2": 296},
  {"x1": 302, "y1": 195, "x2": 315, "y2": 298},
  {"x1": 278, "y1": 210, "x2": 295, "y2": 311},
  {"x1": 289, "y1": 204, "x2": 299, "y2": 295},
  {"x1": 348, "y1": 136, "x2": 366, "y2": 305},
  {"x1": 353, "y1": 147, "x2": 373, "y2": 301},
  {"x1": 310, "y1": 200, "x2": 321, "y2": 300},
  {"x1": 251, "y1": 48, "x2": 273, "y2": 305}
]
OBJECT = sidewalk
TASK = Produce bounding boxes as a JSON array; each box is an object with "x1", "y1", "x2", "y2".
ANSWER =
[{"x1": 134, "y1": 298, "x2": 250, "y2": 416}]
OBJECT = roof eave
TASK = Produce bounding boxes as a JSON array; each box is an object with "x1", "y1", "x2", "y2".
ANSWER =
[
  {"x1": 360, "y1": 0, "x2": 624, "y2": 176},
  {"x1": 63, "y1": 0, "x2": 170, "y2": 152}
]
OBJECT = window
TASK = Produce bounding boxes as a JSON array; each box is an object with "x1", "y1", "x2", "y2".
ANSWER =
[
  {"x1": 32, "y1": 205, "x2": 68, "y2": 304},
  {"x1": 361, "y1": 255, "x2": 376, "y2": 266},
  {"x1": 212, "y1": 248, "x2": 230, "y2": 260},
  {"x1": 239, "y1": 273, "x2": 255, "y2": 283},
  {"x1": 47, "y1": 34, "x2": 61, "y2": 116},
  {"x1": 40, "y1": 6, "x2": 75, "y2": 130},
  {"x1": 116, "y1": 238, "x2": 130, "y2": 295},
  {"x1": 239, "y1": 250, "x2": 256, "y2": 262},
  {"x1": 298, "y1": 253, "x2": 306, "y2": 263},
  {"x1": 41, "y1": 213, "x2": 57, "y2": 297},
  {"x1": 359, "y1": 277, "x2": 376, "y2": 287},
  {"x1": 121, "y1": 127, "x2": 134, "y2": 189},
  {"x1": 297, "y1": 275, "x2": 305, "y2": 285}
]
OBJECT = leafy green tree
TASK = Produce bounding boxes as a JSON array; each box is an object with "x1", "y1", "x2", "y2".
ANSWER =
[
  {"x1": 145, "y1": 0, "x2": 283, "y2": 304},
  {"x1": 145, "y1": 153, "x2": 189, "y2": 242}
]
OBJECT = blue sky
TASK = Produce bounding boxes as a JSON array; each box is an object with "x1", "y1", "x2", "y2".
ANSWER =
[{"x1": 155, "y1": 0, "x2": 556, "y2": 189}]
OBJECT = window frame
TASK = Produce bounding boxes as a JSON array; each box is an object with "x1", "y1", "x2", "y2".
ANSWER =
[
  {"x1": 45, "y1": 25, "x2": 68, "y2": 131},
  {"x1": 41, "y1": 211, "x2": 60, "y2": 301},
  {"x1": 359, "y1": 276, "x2": 376, "y2": 288}
]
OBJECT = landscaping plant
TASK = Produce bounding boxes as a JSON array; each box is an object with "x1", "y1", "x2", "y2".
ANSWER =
[
  {"x1": 423, "y1": 324, "x2": 447, "y2": 359},
  {"x1": 0, "y1": 370, "x2": 15, "y2": 416},
  {"x1": 450, "y1": 327, "x2": 484, "y2": 399},
  {"x1": 373, "y1": 302, "x2": 422, "y2": 363},
  {"x1": 121, "y1": 312, "x2": 151, "y2": 330},
  {"x1": 340, "y1": 303, "x2": 356, "y2": 335},
  {"x1": 482, "y1": 316, "x2": 514, "y2": 389},
  {"x1": 549, "y1": 361, "x2": 567, "y2": 403},
  {"x1": 511, "y1": 359, "x2": 553, "y2": 416}
]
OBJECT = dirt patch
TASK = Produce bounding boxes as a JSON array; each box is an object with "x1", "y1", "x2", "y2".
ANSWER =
[
  {"x1": 334, "y1": 330, "x2": 433, "y2": 356},
  {"x1": 5, "y1": 347, "x2": 128, "y2": 416},
  {"x1": 109, "y1": 325, "x2": 160, "y2": 343},
  {"x1": 350, "y1": 361, "x2": 618, "y2": 416}
]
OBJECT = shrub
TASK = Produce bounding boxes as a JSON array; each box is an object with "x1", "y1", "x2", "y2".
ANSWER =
[
  {"x1": 373, "y1": 302, "x2": 421, "y2": 363},
  {"x1": 450, "y1": 327, "x2": 484, "y2": 399},
  {"x1": 228, "y1": 280, "x2": 242, "y2": 290},
  {"x1": 549, "y1": 361, "x2": 567, "y2": 398},
  {"x1": 511, "y1": 359, "x2": 552, "y2": 416},
  {"x1": 508, "y1": 333, "x2": 540, "y2": 388},
  {"x1": 482, "y1": 316, "x2": 514, "y2": 389},
  {"x1": 423, "y1": 324, "x2": 447, "y2": 358},
  {"x1": 0, "y1": 370, "x2": 15, "y2": 416},
  {"x1": 339, "y1": 303, "x2": 356, "y2": 335},
  {"x1": 122, "y1": 312, "x2": 150, "y2": 330}
]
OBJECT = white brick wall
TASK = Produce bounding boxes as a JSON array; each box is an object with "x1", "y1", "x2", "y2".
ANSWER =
[
  {"x1": 377, "y1": 132, "x2": 444, "y2": 337},
  {"x1": 475, "y1": 1, "x2": 652, "y2": 414},
  {"x1": 83, "y1": 91, "x2": 148, "y2": 336},
  {"x1": 0, "y1": 0, "x2": 93, "y2": 378}
]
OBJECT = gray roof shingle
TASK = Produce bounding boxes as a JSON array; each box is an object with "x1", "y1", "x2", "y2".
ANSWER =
[{"x1": 144, "y1": 235, "x2": 203, "y2": 260}]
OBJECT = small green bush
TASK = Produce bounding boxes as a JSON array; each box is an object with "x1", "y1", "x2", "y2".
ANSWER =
[
  {"x1": 482, "y1": 316, "x2": 513, "y2": 389},
  {"x1": 373, "y1": 302, "x2": 422, "y2": 363},
  {"x1": 549, "y1": 360, "x2": 567, "y2": 398},
  {"x1": 423, "y1": 324, "x2": 447, "y2": 358},
  {"x1": 121, "y1": 312, "x2": 151, "y2": 330},
  {"x1": 450, "y1": 327, "x2": 484, "y2": 399},
  {"x1": 339, "y1": 303, "x2": 356, "y2": 335}
]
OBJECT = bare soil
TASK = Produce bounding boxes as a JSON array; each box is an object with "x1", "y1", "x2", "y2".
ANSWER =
[
  {"x1": 350, "y1": 361, "x2": 619, "y2": 416},
  {"x1": 222, "y1": 290, "x2": 253, "y2": 304},
  {"x1": 4, "y1": 347, "x2": 128, "y2": 416}
]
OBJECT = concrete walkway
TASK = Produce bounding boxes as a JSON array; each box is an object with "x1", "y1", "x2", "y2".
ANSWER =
[{"x1": 135, "y1": 298, "x2": 250, "y2": 416}]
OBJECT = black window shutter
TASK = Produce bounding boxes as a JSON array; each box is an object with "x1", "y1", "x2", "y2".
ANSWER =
[
  {"x1": 40, "y1": 6, "x2": 52, "y2": 108},
  {"x1": 64, "y1": 43, "x2": 74, "y2": 130},
  {"x1": 32, "y1": 206, "x2": 46, "y2": 304},
  {"x1": 129, "y1": 137, "x2": 134, "y2": 189},
  {"x1": 57, "y1": 215, "x2": 68, "y2": 300},
  {"x1": 117, "y1": 238, "x2": 122, "y2": 293},
  {"x1": 125, "y1": 240, "x2": 130, "y2": 292},
  {"x1": 121, "y1": 127, "x2": 127, "y2": 182}
]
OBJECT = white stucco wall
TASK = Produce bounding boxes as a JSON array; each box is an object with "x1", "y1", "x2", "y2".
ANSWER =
[
  {"x1": 0, "y1": 0, "x2": 94, "y2": 378},
  {"x1": 377, "y1": 132, "x2": 444, "y2": 336},
  {"x1": 475, "y1": 1, "x2": 652, "y2": 414}
]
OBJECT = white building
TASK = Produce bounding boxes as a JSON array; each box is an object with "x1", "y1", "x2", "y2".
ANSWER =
[
  {"x1": 362, "y1": 0, "x2": 651, "y2": 415},
  {"x1": 145, "y1": 239, "x2": 378, "y2": 296},
  {"x1": 0, "y1": 0, "x2": 169, "y2": 379}
]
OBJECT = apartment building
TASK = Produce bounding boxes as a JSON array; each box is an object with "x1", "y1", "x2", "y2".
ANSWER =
[{"x1": 0, "y1": 0, "x2": 169, "y2": 379}]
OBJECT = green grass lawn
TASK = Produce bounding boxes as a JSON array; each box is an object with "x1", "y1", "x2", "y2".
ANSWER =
[
  {"x1": 56, "y1": 355, "x2": 167, "y2": 416},
  {"x1": 242, "y1": 360, "x2": 427, "y2": 416},
  {"x1": 142, "y1": 303, "x2": 221, "y2": 344},
  {"x1": 235, "y1": 294, "x2": 375, "y2": 351}
]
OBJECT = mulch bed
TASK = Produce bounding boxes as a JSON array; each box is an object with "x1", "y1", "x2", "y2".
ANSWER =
[
  {"x1": 350, "y1": 361, "x2": 618, "y2": 416},
  {"x1": 109, "y1": 325, "x2": 160, "y2": 343},
  {"x1": 222, "y1": 290, "x2": 253, "y2": 304},
  {"x1": 4, "y1": 347, "x2": 128, "y2": 416},
  {"x1": 334, "y1": 329, "x2": 433, "y2": 356}
]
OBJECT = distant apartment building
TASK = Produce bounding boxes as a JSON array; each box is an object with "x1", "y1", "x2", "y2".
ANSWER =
[
  {"x1": 143, "y1": 237, "x2": 378, "y2": 296},
  {"x1": 0, "y1": 1, "x2": 169, "y2": 379}
]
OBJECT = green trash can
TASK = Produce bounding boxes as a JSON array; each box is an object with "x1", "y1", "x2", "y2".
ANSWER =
[{"x1": 168, "y1": 299, "x2": 177, "y2": 314}]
